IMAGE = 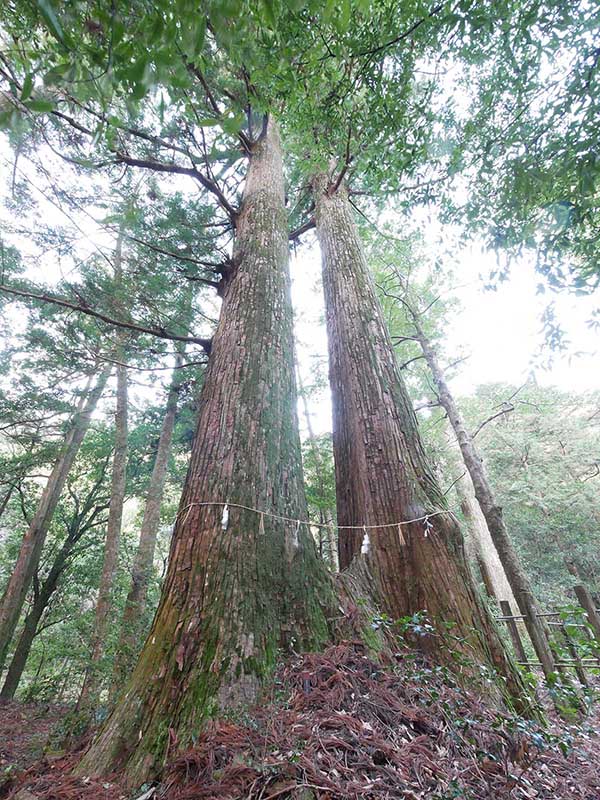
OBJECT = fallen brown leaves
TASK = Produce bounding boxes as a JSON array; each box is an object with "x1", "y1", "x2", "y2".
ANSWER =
[
  {"x1": 3, "y1": 643, "x2": 600, "y2": 799},
  {"x1": 161, "y1": 643, "x2": 600, "y2": 799},
  {"x1": 0, "y1": 702, "x2": 64, "y2": 774}
]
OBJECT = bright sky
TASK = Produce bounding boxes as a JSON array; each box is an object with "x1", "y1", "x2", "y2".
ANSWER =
[
  {"x1": 291, "y1": 235, "x2": 600, "y2": 437},
  {"x1": 1, "y1": 139, "x2": 598, "y2": 441}
]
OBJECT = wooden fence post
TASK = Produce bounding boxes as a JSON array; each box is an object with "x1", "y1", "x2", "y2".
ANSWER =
[
  {"x1": 500, "y1": 600, "x2": 527, "y2": 664},
  {"x1": 557, "y1": 622, "x2": 588, "y2": 687},
  {"x1": 519, "y1": 591, "x2": 557, "y2": 679},
  {"x1": 573, "y1": 584, "x2": 600, "y2": 650}
]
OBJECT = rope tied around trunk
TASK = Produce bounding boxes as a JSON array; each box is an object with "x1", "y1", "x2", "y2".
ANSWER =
[{"x1": 176, "y1": 500, "x2": 459, "y2": 534}]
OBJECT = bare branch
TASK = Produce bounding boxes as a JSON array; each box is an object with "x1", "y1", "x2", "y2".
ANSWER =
[
  {"x1": 398, "y1": 354, "x2": 426, "y2": 370},
  {"x1": 443, "y1": 471, "x2": 467, "y2": 497},
  {"x1": 114, "y1": 152, "x2": 239, "y2": 224},
  {"x1": 289, "y1": 218, "x2": 316, "y2": 242},
  {"x1": 414, "y1": 400, "x2": 441, "y2": 412},
  {"x1": 471, "y1": 404, "x2": 515, "y2": 440}
]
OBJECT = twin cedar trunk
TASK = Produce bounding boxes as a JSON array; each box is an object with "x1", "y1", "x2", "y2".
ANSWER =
[
  {"x1": 0, "y1": 366, "x2": 111, "y2": 669},
  {"x1": 312, "y1": 177, "x2": 528, "y2": 708},
  {"x1": 78, "y1": 120, "x2": 331, "y2": 786},
  {"x1": 79, "y1": 132, "x2": 529, "y2": 785}
]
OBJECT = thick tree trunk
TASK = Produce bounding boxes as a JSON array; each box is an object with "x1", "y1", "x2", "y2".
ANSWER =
[
  {"x1": 457, "y1": 473, "x2": 519, "y2": 612},
  {"x1": 78, "y1": 119, "x2": 332, "y2": 786},
  {"x1": 0, "y1": 366, "x2": 111, "y2": 669},
  {"x1": 312, "y1": 177, "x2": 528, "y2": 709},
  {"x1": 78, "y1": 362, "x2": 129, "y2": 707},
  {"x1": 411, "y1": 317, "x2": 557, "y2": 680},
  {"x1": 112, "y1": 351, "x2": 185, "y2": 686}
]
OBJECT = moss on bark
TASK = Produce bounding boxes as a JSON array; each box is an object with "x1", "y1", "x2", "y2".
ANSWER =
[{"x1": 77, "y1": 120, "x2": 334, "y2": 787}]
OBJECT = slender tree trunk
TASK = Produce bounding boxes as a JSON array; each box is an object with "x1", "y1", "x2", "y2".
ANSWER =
[
  {"x1": 1, "y1": 547, "x2": 69, "y2": 699},
  {"x1": 0, "y1": 366, "x2": 111, "y2": 669},
  {"x1": 297, "y1": 369, "x2": 338, "y2": 570},
  {"x1": 410, "y1": 316, "x2": 557, "y2": 680},
  {"x1": 1, "y1": 480, "x2": 108, "y2": 700},
  {"x1": 456, "y1": 473, "x2": 519, "y2": 612},
  {"x1": 112, "y1": 351, "x2": 185, "y2": 686},
  {"x1": 78, "y1": 362, "x2": 128, "y2": 708},
  {"x1": 0, "y1": 484, "x2": 15, "y2": 521},
  {"x1": 312, "y1": 176, "x2": 528, "y2": 709},
  {"x1": 78, "y1": 119, "x2": 332, "y2": 786}
]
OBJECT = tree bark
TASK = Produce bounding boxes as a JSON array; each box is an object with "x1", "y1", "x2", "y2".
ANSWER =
[
  {"x1": 410, "y1": 315, "x2": 557, "y2": 680},
  {"x1": 312, "y1": 176, "x2": 528, "y2": 709},
  {"x1": 78, "y1": 361, "x2": 129, "y2": 708},
  {"x1": 0, "y1": 484, "x2": 15, "y2": 521},
  {"x1": 77, "y1": 119, "x2": 332, "y2": 786},
  {"x1": 112, "y1": 351, "x2": 185, "y2": 686},
  {"x1": 0, "y1": 366, "x2": 111, "y2": 669},
  {"x1": 457, "y1": 473, "x2": 519, "y2": 612}
]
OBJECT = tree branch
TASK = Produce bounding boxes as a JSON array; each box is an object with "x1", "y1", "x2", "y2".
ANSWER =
[
  {"x1": 114, "y1": 152, "x2": 239, "y2": 224},
  {"x1": 471, "y1": 404, "x2": 515, "y2": 440},
  {"x1": 330, "y1": 122, "x2": 354, "y2": 195},
  {"x1": 124, "y1": 233, "x2": 223, "y2": 281},
  {"x1": 398, "y1": 354, "x2": 426, "y2": 370},
  {"x1": 0, "y1": 285, "x2": 212, "y2": 353},
  {"x1": 289, "y1": 218, "x2": 316, "y2": 242},
  {"x1": 356, "y1": 2, "x2": 445, "y2": 58},
  {"x1": 185, "y1": 61, "x2": 252, "y2": 153}
]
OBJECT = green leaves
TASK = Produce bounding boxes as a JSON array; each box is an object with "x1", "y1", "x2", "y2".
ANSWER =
[
  {"x1": 20, "y1": 73, "x2": 34, "y2": 101},
  {"x1": 43, "y1": 61, "x2": 74, "y2": 85},
  {"x1": 221, "y1": 112, "x2": 246, "y2": 134},
  {"x1": 24, "y1": 98, "x2": 54, "y2": 113},
  {"x1": 36, "y1": 0, "x2": 70, "y2": 49},
  {"x1": 261, "y1": 0, "x2": 278, "y2": 29}
]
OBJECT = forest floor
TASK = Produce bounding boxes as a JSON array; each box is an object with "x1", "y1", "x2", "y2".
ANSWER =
[{"x1": 2, "y1": 644, "x2": 600, "y2": 800}]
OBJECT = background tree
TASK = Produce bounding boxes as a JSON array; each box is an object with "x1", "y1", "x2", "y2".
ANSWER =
[{"x1": 1, "y1": 442, "x2": 111, "y2": 700}]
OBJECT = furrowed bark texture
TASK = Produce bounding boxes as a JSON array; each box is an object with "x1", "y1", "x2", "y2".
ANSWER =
[
  {"x1": 313, "y1": 178, "x2": 528, "y2": 709},
  {"x1": 412, "y1": 317, "x2": 557, "y2": 680},
  {"x1": 0, "y1": 366, "x2": 111, "y2": 669},
  {"x1": 78, "y1": 120, "x2": 332, "y2": 786},
  {"x1": 78, "y1": 362, "x2": 129, "y2": 708},
  {"x1": 112, "y1": 351, "x2": 185, "y2": 686}
]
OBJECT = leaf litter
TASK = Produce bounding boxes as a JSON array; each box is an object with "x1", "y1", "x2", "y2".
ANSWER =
[{"x1": 3, "y1": 643, "x2": 600, "y2": 799}]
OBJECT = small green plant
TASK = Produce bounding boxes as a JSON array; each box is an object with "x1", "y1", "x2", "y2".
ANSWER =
[{"x1": 394, "y1": 610, "x2": 435, "y2": 638}]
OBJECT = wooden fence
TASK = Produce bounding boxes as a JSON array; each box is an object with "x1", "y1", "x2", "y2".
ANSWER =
[{"x1": 496, "y1": 584, "x2": 600, "y2": 684}]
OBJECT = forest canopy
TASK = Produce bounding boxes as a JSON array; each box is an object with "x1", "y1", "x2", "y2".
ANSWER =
[{"x1": 0, "y1": 1, "x2": 599, "y2": 799}]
